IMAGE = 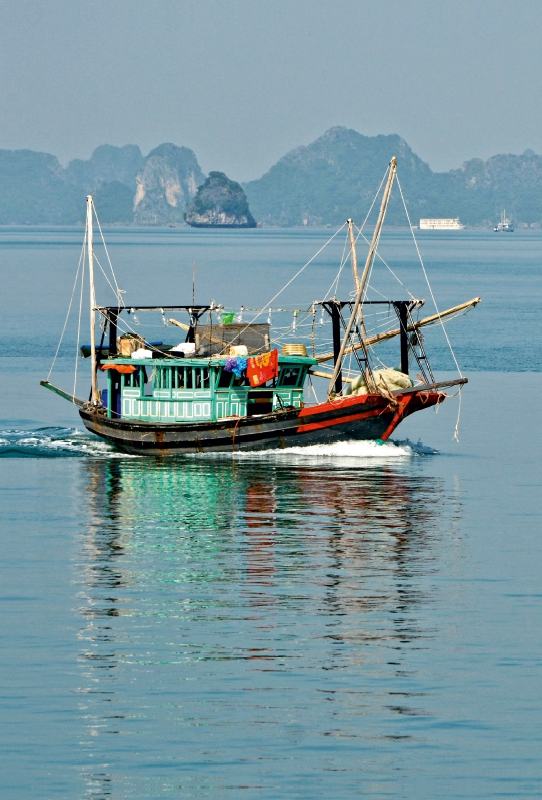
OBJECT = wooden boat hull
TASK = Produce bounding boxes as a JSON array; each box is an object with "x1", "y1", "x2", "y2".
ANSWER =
[{"x1": 79, "y1": 385, "x2": 450, "y2": 456}]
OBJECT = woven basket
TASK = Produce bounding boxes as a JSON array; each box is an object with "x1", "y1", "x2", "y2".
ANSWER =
[{"x1": 282, "y1": 343, "x2": 307, "y2": 357}]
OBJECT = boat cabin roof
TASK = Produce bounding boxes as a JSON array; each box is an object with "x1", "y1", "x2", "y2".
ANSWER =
[{"x1": 104, "y1": 354, "x2": 318, "y2": 367}]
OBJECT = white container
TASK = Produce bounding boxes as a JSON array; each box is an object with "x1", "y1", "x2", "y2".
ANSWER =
[
  {"x1": 131, "y1": 348, "x2": 153, "y2": 359},
  {"x1": 228, "y1": 345, "x2": 248, "y2": 357},
  {"x1": 170, "y1": 342, "x2": 196, "y2": 355}
]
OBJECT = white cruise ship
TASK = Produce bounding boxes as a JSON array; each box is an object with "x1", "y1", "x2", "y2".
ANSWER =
[{"x1": 419, "y1": 218, "x2": 465, "y2": 230}]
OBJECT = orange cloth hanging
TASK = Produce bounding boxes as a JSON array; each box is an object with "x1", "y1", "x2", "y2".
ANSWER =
[
  {"x1": 246, "y1": 350, "x2": 279, "y2": 388},
  {"x1": 100, "y1": 363, "x2": 137, "y2": 374}
]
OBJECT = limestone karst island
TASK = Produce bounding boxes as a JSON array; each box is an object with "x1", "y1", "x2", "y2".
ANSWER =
[{"x1": 184, "y1": 172, "x2": 256, "y2": 228}]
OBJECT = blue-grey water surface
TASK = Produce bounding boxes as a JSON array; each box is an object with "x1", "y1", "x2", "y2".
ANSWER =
[{"x1": 1, "y1": 228, "x2": 541, "y2": 798}]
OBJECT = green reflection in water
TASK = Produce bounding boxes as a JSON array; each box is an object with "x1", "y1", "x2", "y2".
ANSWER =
[{"x1": 76, "y1": 457, "x2": 456, "y2": 799}]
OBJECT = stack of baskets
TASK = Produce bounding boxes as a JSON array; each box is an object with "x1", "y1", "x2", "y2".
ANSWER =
[{"x1": 282, "y1": 344, "x2": 307, "y2": 357}]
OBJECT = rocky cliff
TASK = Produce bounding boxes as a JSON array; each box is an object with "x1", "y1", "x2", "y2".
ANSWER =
[
  {"x1": 184, "y1": 171, "x2": 256, "y2": 227},
  {"x1": 133, "y1": 144, "x2": 205, "y2": 225}
]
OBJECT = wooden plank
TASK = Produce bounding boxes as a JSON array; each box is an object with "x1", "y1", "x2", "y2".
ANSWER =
[{"x1": 40, "y1": 380, "x2": 85, "y2": 407}]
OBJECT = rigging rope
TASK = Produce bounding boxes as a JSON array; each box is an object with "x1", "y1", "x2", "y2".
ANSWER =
[
  {"x1": 220, "y1": 223, "x2": 348, "y2": 352},
  {"x1": 47, "y1": 237, "x2": 86, "y2": 381},
  {"x1": 93, "y1": 204, "x2": 125, "y2": 306},
  {"x1": 396, "y1": 174, "x2": 464, "y2": 439},
  {"x1": 73, "y1": 231, "x2": 87, "y2": 403},
  {"x1": 354, "y1": 225, "x2": 417, "y2": 301}
]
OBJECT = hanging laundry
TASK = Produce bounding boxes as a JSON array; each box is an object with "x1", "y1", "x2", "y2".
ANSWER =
[
  {"x1": 100, "y1": 363, "x2": 137, "y2": 374},
  {"x1": 221, "y1": 312, "x2": 235, "y2": 325},
  {"x1": 224, "y1": 356, "x2": 247, "y2": 378},
  {"x1": 247, "y1": 349, "x2": 279, "y2": 387}
]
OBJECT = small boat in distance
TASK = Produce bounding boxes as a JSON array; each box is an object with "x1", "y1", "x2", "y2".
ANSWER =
[
  {"x1": 42, "y1": 158, "x2": 481, "y2": 456},
  {"x1": 494, "y1": 210, "x2": 514, "y2": 232}
]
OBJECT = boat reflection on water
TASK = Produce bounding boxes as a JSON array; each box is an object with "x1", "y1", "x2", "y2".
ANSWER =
[{"x1": 77, "y1": 454, "x2": 459, "y2": 796}]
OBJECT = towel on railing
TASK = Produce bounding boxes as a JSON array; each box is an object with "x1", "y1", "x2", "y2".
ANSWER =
[{"x1": 247, "y1": 350, "x2": 279, "y2": 387}]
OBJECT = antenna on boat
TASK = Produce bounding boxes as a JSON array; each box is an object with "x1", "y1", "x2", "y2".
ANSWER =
[
  {"x1": 86, "y1": 195, "x2": 100, "y2": 405},
  {"x1": 327, "y1": 157, "x2": 398, "y2": 397}
]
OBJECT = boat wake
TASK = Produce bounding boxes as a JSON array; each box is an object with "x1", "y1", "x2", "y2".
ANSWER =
[
  {"x1": 0, "y1": 426, "x2": 122, "y2": 458},
  {"x1": 0, "y1": 428, "x2": 437, "y2": 461},
  {"x1": 215, "y1": 438, "x2": 437, "y2": 464}
]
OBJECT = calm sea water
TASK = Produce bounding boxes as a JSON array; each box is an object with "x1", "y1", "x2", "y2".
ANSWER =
[{"x1": 1, "y1": 228, "x2": 541, "y2": 798}]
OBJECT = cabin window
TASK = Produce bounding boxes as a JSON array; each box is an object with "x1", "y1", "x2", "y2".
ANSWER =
[
  {"x1": 173, "y1": 367, "x2": 185, "y2": 389},
  {"x1": 279, "y1": 366, "x2": 302, "y2": 387},
  {"x1": 217, "y1": 369, "x2": 232, "y2": 388},
  {"x1": 195, "y1": 368, "x2": 210, "y2": 389},
  {"x1": 157, "y1": 368, "x2": 171, "y2": 390},
  {"x1": 172, "y1": 367, "x2": 211, "y2": 390},
  {"x1": 122, "y1": 370, "x2": 141, "y2": 388},
  {"x1": 143, "y1": 370, "x2": 153, "y2": 396}
]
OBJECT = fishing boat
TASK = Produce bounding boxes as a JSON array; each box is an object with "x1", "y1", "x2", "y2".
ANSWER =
[
  {"x1": 494, "y1": 210, "x2": 514, "y2": 232},
  {"x1": 42, "y1": 158, "x2": 480, "y2": 455}
]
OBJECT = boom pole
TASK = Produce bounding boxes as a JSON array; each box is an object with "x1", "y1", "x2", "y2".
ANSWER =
[
  {"x1": 316, "y1": 297, "x2": 482, "y2": 364},
  {"x1": 347, "y1": 219, "x2": 360, "y2": 289}
]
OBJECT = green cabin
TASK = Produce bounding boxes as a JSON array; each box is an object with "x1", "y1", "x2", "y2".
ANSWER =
[{"x1": 104, "y1": 355, "x2": 317, "y2": 423}]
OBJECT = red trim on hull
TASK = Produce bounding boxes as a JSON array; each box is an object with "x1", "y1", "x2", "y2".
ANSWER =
[
  {"x1": 298, "y1": 393, "x2": 378, "y2": 418},
  {"x1": 379, "y1": 396, "x2": 413, "y2": 441},
  {"x1": 296, "y1": 406, "x2": 384, "y2": 434},
  {"x1": 298, "y1": 390, "x2": 444, "y2": 439}
]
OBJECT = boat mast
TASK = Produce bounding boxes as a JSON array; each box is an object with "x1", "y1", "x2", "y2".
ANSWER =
[
  {"x1": 327, "y1": 157, "x2": 398, "y2": 397},
  {"x1": 347, "y1": 219, "x2": 360, "y2": 289},
  {"x1": 86, "y1": 195, "x2": 99, "y2": 405}
]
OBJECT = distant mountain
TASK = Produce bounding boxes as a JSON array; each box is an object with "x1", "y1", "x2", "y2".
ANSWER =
[
  {"x1": 244, "y1": 127, "x2": 438, "y2": 227},
  {"x1": 244, "y1": 127, "x2": 542, "y2": 227},
  {"x1": 0, "y1": 142, "x2": 204, "y2": 225},
  {"x1": 185, "y1": 171, "x2": 256, "y2": 227},
  {"x1": 0, "y1": 149, "x2": 77, "y2": 224},
  {"x1": 66, "y1": 144, "x2": 144, "y2": 193},
  {"x1": 68, "y1": 144, "x2": 145, "y2": 223},
  {"x1": 1, "y1": 130, "x2": 542, "y2": 226},
  {"x1": 92, "y1": 181, "x2": 136, "y2": 224},
  {"x1": 447, "y1": 151, "x2": 542, "y2": 225}
]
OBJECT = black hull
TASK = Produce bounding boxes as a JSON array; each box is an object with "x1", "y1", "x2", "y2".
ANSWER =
[{"x1": 79, "y1": 384, "x2": 460, "y2": 456}]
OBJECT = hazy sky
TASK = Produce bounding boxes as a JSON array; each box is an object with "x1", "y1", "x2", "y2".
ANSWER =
[{"x1": 2, "y1": 0, "x2": 541, "y2": 181}]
